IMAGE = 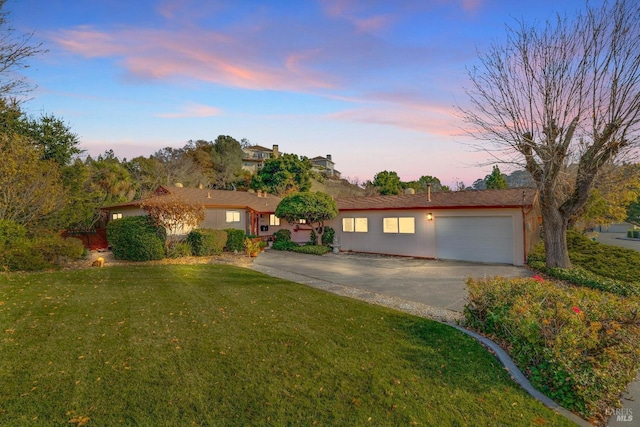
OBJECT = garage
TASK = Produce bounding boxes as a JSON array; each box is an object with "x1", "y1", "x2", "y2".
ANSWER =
[{"x1": 435, "y1": 216, "x2": 514, "y2": 264}]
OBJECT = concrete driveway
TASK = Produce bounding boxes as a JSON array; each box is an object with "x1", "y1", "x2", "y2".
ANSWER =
[{"x1": 252, "y1": 250, "x2": 532, "y2": 312}]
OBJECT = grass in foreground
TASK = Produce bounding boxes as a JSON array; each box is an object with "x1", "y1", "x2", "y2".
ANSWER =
[{"x1": 0, "y1": 264, "x2": 574, "y2": 426}]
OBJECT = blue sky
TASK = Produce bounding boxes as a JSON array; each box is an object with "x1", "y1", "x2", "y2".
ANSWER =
[{"x1": 10, "y1": 0, "x2": 589, "y2": 187}]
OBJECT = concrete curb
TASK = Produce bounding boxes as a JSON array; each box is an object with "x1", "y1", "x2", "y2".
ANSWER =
[
  {"x1": 250, "y1": 262, "x2": 592, "y2": 426},
  {"x1": 449, "y1": 326, "x2": 592, "y2": 426}
]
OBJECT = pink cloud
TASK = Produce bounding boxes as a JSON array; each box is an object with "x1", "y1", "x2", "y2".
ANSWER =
[
  {"x1": 156, "y1": 102, "x2": 222, "y2": 118},
  {"x1": 328, "y1": 103, "x2": 461, "y2": 136},
  {"x1": 51, "y1": 26, "x2": 338, "y2": 92}
]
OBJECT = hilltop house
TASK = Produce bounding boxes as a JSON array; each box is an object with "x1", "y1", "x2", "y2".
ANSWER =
[
  {"x1": 241, "y1": 144, "x2": 280, "y2": 173},
  {"x1": 310, "y1": 154, "x2": 341, "y2": 178}
]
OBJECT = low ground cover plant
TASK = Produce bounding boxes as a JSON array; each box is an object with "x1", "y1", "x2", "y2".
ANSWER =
[
  {"x1": 528, "y1": 231, "x2": 640, "y2": 296},
  {"x1": 0, "y1": 264, "x2": 574, "y2": 426},
  {"x1": 465, "y1": 275, "x2": 640, "y2": 424}
]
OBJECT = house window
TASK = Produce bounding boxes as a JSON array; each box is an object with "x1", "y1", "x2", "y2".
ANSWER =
[
  {"x1": 355, "y1": 218, "x2": 368, "y2": 232},
  {"x1": 226, "y1": 211, "x2": 241, "y2": 223},
  {"x1": 383, "y1": 217, "x2": 415, "y2": 234},
  {"x1": 269, "y1": 214, "x2": 280, "y2": 226},
  {"x1": 343, "y1": 218, "x2": 368, "y2": 233},
  {"x1": 112, "y1": 213, "x2": 123, "y2": 220}
]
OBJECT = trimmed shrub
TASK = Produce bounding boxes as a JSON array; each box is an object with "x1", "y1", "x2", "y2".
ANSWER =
[
  {"x1": 0, "y1": 235, "x2": 84, "y2": 271},
  {"x1": 292, "y1": 245, "x2": 331, "y2": 255},
  {"x1": 1, "y1": 238, "x2": 51, "y2": 271},
  {"x1": 272, "y1": 240, "x2": 298, "y2": 251},
  {"x1": 273, "y1": 228, "x2": 292, "y2": 243},
  {"x1": 322, "y1": 226, "x2": 335, "y2": 246},
  {"x1": 224, "y1": 228, "x2": 245, "y2": 253},
  {"x1": 187, "y1": 229, "x2": 227, "y2": 256},
  {"x1": 107, "y1": 216, "x2": 165, "y2": 261},
  {"x1": 465, "y1": 276, "x2": 640, "y2": 421},
  {"x1": 309, "y1": 227, "x2": 335, "y2": 246}
]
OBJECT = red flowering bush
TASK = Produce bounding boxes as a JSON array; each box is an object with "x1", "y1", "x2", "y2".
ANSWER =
[{"x1": 465, "y1": 276, "x2": 640, "y2": 424}]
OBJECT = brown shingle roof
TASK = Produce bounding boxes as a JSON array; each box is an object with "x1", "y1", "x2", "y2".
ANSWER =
[
  {"x1": 104, "y1": 186, "x2": 282, "y2": 213},
  {"x1": 336, "y1": 188, "x2": 537, "y2": 211}
]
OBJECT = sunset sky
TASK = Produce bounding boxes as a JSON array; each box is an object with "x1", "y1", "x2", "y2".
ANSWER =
[{"x1": 10, "y1": 0, "x2": 588, "y2": 187}]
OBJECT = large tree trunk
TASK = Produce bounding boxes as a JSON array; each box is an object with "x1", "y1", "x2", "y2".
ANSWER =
[{"x1": 540, "y1": 203, "x2": 571, "y2": 268}]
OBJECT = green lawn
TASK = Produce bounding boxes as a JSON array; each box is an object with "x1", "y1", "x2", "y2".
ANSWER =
[{"x1": 0, "y1": 264, "x2": 574, "y2": 426}]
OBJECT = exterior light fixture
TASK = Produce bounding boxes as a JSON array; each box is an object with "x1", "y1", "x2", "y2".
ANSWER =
[{"x1": 427, "y1": 213, "x2": 433, "y2": 221}]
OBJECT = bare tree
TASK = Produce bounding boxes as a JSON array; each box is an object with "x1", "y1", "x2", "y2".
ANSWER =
[
  {"x1": 459, "y1": 0, "x2": 640, "y2": 268},
  {"x1": 0, "y1": 0, "x2": 46, "y2": 97}
]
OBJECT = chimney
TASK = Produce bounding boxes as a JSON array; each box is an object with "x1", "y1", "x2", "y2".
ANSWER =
[
  {"x1": 272, "y1": 145, "x2": 279, "y2": 158},
  {"x1": 198, "y1": 183, "x2": 203, "y2": 189},
  {"x1": 427, "y1": 183, "x2": 431, "y2": 202},
  {"x1": 207, "y1": 191, "x2": 211, "y2": 199},
  {"x1": 327, "y1": 154, "x2": 332, "y2": 162},
  {"x1": 257, "y1": 190, "x2": 262, "y2": 198}
]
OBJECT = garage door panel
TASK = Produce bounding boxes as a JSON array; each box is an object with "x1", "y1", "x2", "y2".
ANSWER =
[{"x1": 436, "y1": 216, "x2": 513, "y2": 264}]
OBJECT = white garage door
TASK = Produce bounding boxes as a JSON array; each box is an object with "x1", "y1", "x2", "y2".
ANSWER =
[{"x1": 436, "y1": 216, "x2": 514, "y2": 264}]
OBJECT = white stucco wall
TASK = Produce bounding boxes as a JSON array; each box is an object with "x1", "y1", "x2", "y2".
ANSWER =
[{"x1": 331, "y1": 208, "x2": 528, "y2": 265}]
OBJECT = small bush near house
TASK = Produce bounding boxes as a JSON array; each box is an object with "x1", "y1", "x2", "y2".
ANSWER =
[
  {"x1": 309, "y1": 226, "x2": 335, "y2": 246},
  {"x1": 272, "y1": 240, "x2": 298, "y2": 251},
  {"x1": 292, "y1": 245, "x2": 331, "y2": 255},
  {"x1": 273, "y1": 228, "x2": 291, "y2": 243},
  {"x1": 465, "y1": 276, "x2": 640, "y2": 423},
  {"x1": 107, "y1": 216, "x2": 165, "y2": 262},
  {"x1": 186, "y1": 229, "x2": 227, "y2": 256},
  {"x1": 224, "y1": 229, "x2": 245, "y2": 253}
]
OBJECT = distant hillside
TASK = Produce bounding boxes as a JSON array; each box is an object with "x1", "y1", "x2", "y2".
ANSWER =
[{"x1": 310, "y1": 177, "x2": 366, "y2": 198}]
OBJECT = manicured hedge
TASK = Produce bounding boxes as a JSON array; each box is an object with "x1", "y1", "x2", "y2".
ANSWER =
[
  {"x1": 273, "y1": 229, "x2": 291, "y2": 242},
  {"x1": 107, "y1": 216, "x2": 166, "y2": 261},
  {"x1": 0, "y1": 235, "x2": 84, "y2": 271},
  {"x1": 224, "y1": 228, "x2": 245, "y2": 253},
  {"x1": 465, "y1": 276, "x2": 640, "y2": 422},
  {"x1": 186, "y1": 229, "x2": 227, "y2": 256}
]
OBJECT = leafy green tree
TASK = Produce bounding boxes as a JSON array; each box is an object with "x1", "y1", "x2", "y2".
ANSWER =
[
  {"x1": 210, "y1": 135, "x2": 244, "y2": 189},
  {"x1": 373, "y1": 170, "x2": 402, "y2": 195},
  {"x1": 89, "y1": 150, "x2": 138, "y2": 206},
  {"x1": 0, "y1": 133, "x2": 65, "y2": 225},
  {"x1": 23, "y1": 113, "x2": 82, "y2": 166},
  {"x1": 577, "y1": 163, "x2": 640, "y2": 229},
  {"x1": 485, "y1": 165, "x2": 509, "y2": 190},
  {"x1": 627, "y1": 197, "x2": 640, "y2": 226},
  {"x1": 459, "y1": 0, "x2": 640, "y2": 267},
  {"x1": 275, "y1": 192, "x2": 338, "y2": 244},
  {"x1": 403, "y1": 175, "x2": 449, "y2": 193},
  {"x1": 251, "y1": 153, "x2": 312, "y2": 196}
]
